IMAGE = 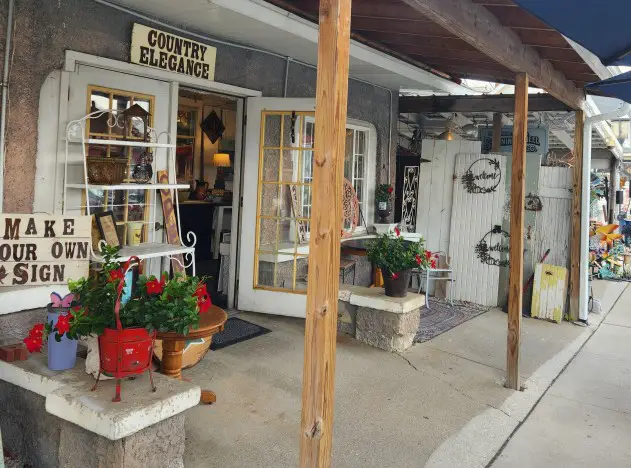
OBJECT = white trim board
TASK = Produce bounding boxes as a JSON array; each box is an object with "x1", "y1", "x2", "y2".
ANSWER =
[
  {"x1": 0, "y1": 284, "x2": 69, "y2": 316},
  {"x1": 64, "y1": 50, "x2": 262, "y2": 98}
]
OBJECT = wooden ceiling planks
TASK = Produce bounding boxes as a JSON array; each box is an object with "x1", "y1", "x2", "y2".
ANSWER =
[{"x1": 265, "y1": 0, "x2": 598, "y2": 92}]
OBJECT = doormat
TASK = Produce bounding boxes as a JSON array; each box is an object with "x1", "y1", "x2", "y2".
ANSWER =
[
  {"x1": 210, "y1": 317, "x2": 272, "y2": 350},
  {"x1": 414, "y1": 298, "x2": 490, "y2": 343}
]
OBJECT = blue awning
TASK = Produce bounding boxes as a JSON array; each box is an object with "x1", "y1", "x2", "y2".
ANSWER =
[
  {"x1": 513, "y1": 1, "x2": 631, "y2": 66},
  {"x1": 585, "y1": 70, "x2": 631, "y2": 104}
]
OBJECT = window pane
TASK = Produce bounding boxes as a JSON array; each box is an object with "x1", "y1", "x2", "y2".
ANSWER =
[
  {"x1": 356, "y1": 130, "x2": 366, "y2": 155},
  {"x1": 112, "y1": 94, "x2": 131, "y2": 137},
  {"x1": 264, "y1": 114, "x2": 282, "y2": 147},
  {"x1": 344, "y1": 130, "x2": 354, "y2": 179},
  {"x1": 260, "y1": 184, "x2": 280, "y2": 217},
  {"x1": 303, "y1": 121, "x2": 315, "y2": 149},
  {"x1": 262, "y1": 149, "x2": 281, "y2": 182},
  {"x1": 281, "y1": 149, "x2": 300, "y2": 183}
]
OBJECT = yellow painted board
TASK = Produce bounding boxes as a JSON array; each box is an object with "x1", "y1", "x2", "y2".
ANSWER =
[{"x1": 531, "y1": 263, "x2": 568, "y2": 324}]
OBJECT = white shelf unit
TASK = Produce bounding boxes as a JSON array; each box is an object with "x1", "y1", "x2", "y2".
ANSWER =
[{"x1": 63, "y1": 109, "x2": 196, "y2": 274}]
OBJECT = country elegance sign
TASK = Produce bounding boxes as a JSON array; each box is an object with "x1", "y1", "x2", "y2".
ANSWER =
[
  {"x1": 0, "y1": 214, "x2": 90, "y2": 286},
  {"x1": 130, "y1": 23, "x2": 217, "y2": 81},
  {"x1": 480, "y1": 126, "x2": 549, "y2": 155}
]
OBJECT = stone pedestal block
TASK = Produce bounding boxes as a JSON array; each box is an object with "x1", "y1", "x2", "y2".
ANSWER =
[{"x1": 356, "y1": 307, "x2": 421, "y2": 353}]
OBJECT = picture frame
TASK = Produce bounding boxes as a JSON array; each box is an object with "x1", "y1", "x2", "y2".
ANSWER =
[{"x1": 95, "y1": 211, "x2": 121, "y2": 248}]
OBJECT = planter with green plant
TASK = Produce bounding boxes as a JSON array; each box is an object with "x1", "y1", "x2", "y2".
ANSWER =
[
  {"x1": 366, "y1": 227, "x2": 434, "y2": 297},
  {"x1": 375, "y1": 183, "x2": 394, "y2": 222}
]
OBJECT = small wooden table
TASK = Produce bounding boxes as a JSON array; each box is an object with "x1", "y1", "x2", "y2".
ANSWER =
[{"x1": 156, "y1": 305, "x2": 228, "y2": 404}]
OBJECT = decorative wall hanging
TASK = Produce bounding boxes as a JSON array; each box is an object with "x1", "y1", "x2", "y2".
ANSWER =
[
  {"x1": 461, "y1": 158, "x2": 502, "y2": 194},
  {"x1": 201, "y1": 110, "x2": 225, "y2": 144},
  {"x1": 525, "y1": 193, "x2": 543, "y2": 212},
  {"x1": 475, "y1": 225, "x2": 510, "y2": 267}
]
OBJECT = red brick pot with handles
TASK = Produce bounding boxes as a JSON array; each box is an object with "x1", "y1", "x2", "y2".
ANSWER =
[{"x1": 92, "y1": 256, "x2": 156, "y2": 402}]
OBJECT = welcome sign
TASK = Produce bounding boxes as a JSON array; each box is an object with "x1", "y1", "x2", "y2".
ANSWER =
[
  {"x1": 0, "y1": 214, "x2": 90, "y2": 286},
  {"x1": 480, "y1": 127, "x2": 549, "y2": 155},
  {"x1": 130, "y1": 23, "x2": 217, "y2": 81}
]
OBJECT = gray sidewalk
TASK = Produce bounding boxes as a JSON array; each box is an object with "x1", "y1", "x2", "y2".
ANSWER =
[{"x1": 493, "y1": 282, "x2": 631, "y2": 467}]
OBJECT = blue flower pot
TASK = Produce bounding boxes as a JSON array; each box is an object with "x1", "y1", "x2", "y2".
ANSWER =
[{"x1": 46, "y1": 307, "x2": 78, "y2": 371}]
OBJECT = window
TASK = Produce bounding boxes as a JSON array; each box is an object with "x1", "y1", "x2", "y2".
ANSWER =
[
  {"x1": 254, "y1": 112, "x2": 376, "y2": 294},
  {"x1": 85, "y1": 86, "x2": 154, "y2": 245}
]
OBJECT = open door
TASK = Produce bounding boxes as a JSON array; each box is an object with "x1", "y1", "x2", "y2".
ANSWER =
[{"x1": 238, "y1": 98, "x2": 316, "y2": 317}]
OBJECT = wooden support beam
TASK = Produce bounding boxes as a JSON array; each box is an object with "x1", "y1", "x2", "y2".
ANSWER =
[
  {"x1": 492, "y1": 112, "x2": 503, "y2": 153},
  {"x1": 300, "y1": 0, "x2": 352, "y2": 466},
  {"x1": 568, "y1": 110, "x2": 584, "y2": 322},
  {"x1": 399, "y1": 94, "x2": 571, "y2": 114},
  {"x1": 400, "y1": 0, "x2": 585, "y2": 109},
  {"x1": 507, "y1": 73, "x2": 528, "y2": 391}
]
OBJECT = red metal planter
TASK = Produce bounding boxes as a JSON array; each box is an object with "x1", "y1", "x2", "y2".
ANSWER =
[{"x1": 91, "y1": 257, "x2": 156, "y2": 402}]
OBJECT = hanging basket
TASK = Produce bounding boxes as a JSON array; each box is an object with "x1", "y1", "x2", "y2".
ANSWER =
[{"x1": 92, "y1": 256, "x2": 156, "y2": 402}]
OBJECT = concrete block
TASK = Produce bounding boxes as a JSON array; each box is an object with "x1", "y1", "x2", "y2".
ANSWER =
[
  {"x1": 337, "y1": 301, "x2": 358, "y2": 336},
  {"x1": 356, "y1": 307, "x2": 420, "y2": 353}
]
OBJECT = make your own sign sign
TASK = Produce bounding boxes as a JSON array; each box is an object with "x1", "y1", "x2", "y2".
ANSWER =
[
  {"x1": 130, "y1": 23, "x2": 217, "y2": 81},
  {"x1": 0, "y1": 214, "x2": 90, "y2": 286}
]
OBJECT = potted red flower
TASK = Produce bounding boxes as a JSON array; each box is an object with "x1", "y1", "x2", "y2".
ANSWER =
[
  {"x1": 24, "y1": 292, "x2": 94, "y2": 371},
  {"x1": 375, "y1": 183, "x2": 394, "y2": 223},
  {"x1": 366, "y1": 227, "x2": 432, "y2": 297}
]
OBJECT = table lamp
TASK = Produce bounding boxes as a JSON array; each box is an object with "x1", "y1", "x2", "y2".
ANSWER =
[{"x1": 212, "y1": 152, "x2": 231, "y2": 189}]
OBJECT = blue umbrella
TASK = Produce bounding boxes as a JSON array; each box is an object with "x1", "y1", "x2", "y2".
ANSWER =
[
  {"x1": 585, "y1": 70, "x2": 631, "y2": 104},
  {"x1": 513, "y1": 1, "x2": 631, "y2": 66}
]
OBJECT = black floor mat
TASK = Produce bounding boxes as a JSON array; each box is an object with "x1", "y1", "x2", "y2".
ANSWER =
[{"x1": 210, "y1": 317, "x2": 271, "y2": 350}]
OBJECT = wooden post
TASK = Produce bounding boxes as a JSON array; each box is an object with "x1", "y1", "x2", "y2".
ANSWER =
[
  {"x1": 506, "y1": 73, "x2": 528, "y2": 391},
  {"x1": 299, "y1": 0, "x2": 352, "y2": 466},
  {"x1": 568, "y1": 111, "x2": 584, "y2": 321},
  {"x1": 492, "y1": 113, "x2": 503, "y2": 153}
]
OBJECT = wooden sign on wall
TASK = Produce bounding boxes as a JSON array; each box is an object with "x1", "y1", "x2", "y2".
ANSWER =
[{"x1": 0, "y1": 214, "x2": 90, "y2": 286}]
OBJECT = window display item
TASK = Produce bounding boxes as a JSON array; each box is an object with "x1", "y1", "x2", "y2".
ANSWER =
[{"x1": 201, "y1": 110, "x2": 225, "y2": 144}]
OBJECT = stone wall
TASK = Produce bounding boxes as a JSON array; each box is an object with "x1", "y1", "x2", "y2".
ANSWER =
[
  {"x1": 0, "y1": 0, "x2": 397, "y2": 213},
  {"x1": 0, "y1": 380, "x2": 186, "y2": 468}
]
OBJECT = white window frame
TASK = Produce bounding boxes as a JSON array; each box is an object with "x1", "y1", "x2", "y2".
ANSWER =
[{"x1": 301, "y1": 117, "x2": 376, "y2": 236}]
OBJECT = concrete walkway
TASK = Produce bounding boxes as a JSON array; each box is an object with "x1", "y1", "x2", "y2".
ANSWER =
[
  {"x1": 492, "y1": 281, "x2": 631, "y2": 467},
  {"x1": 182, "y1": 280, "x2": 627, "y2": 467}
]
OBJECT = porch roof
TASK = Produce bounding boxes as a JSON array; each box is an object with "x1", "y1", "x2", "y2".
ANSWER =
[{"x1": 266, "y1": 0, "x2": 598, "y2": 96}]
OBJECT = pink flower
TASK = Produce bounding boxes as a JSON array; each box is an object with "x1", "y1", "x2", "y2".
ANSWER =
[
  {"x1": 425, "y1": 250, "x2": 432, "y2": 260},
  {"x1": 415, "y1": 254, "x2": 422, "y2": 266},
  {"x1": 431, "y1": 259, "x2": 437, "y2": 269}
]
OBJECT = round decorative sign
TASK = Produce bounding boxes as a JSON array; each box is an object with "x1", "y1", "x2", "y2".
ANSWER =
[
  {"x1": 475, "y1": 226, "x2": 510, "y2": 267},
  {"x1": 461, "y1": 158, "x2": 502, "y2": 194}
]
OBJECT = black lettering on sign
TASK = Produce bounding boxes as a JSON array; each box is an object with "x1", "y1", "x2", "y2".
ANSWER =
[
  {"x1": 63, "y1": 219, "x2": 75, "y2": 236},
  {"x1": 4, "y1": 218, "x2": 20, "y2": 240},
  {"x1": 53, "y1": 265, "x2": 65, "y2": 282},
  {"x1": 44, "y1": 220, "x2": 56, "y2": 238},
  {"x1": 39, "y1": 265, "x2": 51, "y2": 282},
  {"x1": 0, "y1": 244, "x2": 10, "y2": 261},
  {"x1": 25, "y1": 218, "x2": 37, "y2": 236},
  {"x1": 51, "y1": 241, "x2": 63, "y2": 259},
  {"x1": 25, "y1": 244, "x2": 37, "y2": 261},
  {"x1": 77, "y1": 242, "x2": 88, "y2": 259},
  {"x1": 12, "y1": 263, "x2": 27, "y2": 285},
  {"x1": 13, "y1": 244, "x2": 24, "y2": 262}
]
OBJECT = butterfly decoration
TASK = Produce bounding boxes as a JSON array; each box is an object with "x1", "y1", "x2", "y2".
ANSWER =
[{"x1": 50, "y1": 292, "x2": 75, "y2": 308}]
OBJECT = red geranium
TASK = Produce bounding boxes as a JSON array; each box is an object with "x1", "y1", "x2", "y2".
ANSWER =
[
  {"x1": 425, "y1": 250, "x2": 432, "y2": 260},
  {"x1": 394, "y1": 226, "x2": 401, "y2": 237},
  {"x1": 24, "y1": 335, "x2": 43, "y2": 353},
  {"x1": 431, "y1": 259, "x2": 437, "y2": 269},
  {"x1": 23, "y1": 323, "x2": 45, "y2": 353},
  {"x1": 146, "y1": 277, "x2": 165, "y2": 295},
  {"x1": 387, "y1": 186, "x2": 393, "y2": 194},
  {"x1": 108, "y1": 268, "x2": 125, "y2": 283},
  {"x1": 415, "y1": 254, "x2": 422, "y2": 266},
  {"x1": 55, "y1": 313, "x2": 71, "y2": 335},
  {"x1": 193, "y1": 283, "x2": 211, "y2": 314}
]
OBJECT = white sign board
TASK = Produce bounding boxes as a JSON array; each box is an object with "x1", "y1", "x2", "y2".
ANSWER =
[
  {"x1": 480, "y1": 126, "x2": 549, "y2": 155},
  {"x1": 130, "y1": 23, "x2": 217, "y2": 81},
  {"x1": 0, "y1": 214, "x2": 91, "y2": 286}
]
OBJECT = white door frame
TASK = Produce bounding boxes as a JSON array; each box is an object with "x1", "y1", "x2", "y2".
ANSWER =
[
  {"x1": 36, "y1": 50, "x2": 261, "y2": 305},
  {"x1": 238, "y1": 98, "x2": 316, "y2": 316}
]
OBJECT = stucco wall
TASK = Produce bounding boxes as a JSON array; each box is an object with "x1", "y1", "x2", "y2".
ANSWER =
[{"x1": 0, "y1": 0, "x2": 397, "y2": 214}]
